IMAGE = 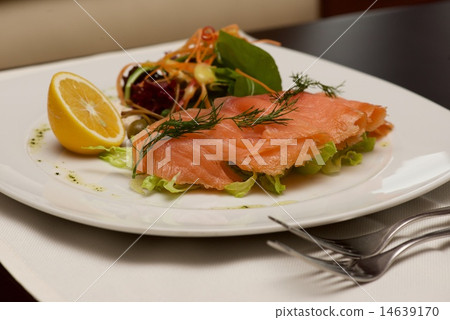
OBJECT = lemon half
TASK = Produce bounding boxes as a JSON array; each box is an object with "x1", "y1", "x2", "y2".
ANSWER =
[{"x1": 48, "y1": 72, "x2": 125, "y2": 154}]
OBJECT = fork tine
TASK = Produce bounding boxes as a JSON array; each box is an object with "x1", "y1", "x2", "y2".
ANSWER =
[
  {"x1": 267, "y1": 240, "x2": 356, "y2": 279},
  {"x1": 269, "y1": 216, "x2": 318, "y2": 242},
  {"x1": 269, "y1": 216, "x2": 347, "y2": 250},
  {"x1": 269, "y1": 216, "x2": 365, "y2": 256}
]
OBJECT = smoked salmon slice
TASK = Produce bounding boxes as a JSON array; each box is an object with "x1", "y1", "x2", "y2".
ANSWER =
[
  {"x1": 132, "y1": 110, "x2": 243, "y2": 190},
  {"x1": 131, "y1": 92, "x2": 391, "y2": 191}
]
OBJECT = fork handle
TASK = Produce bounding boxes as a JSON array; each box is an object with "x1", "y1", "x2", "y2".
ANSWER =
[
  {"x1": 382, "y1": 206, "x2": 450, "y2": 245},
  {"x1": 383, "y1": 227, "x2": 450, "y2": 264}
]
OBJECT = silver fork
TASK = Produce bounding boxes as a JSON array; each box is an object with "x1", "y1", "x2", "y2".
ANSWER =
[
  {"x1": 269, "y1": 206, "x2": 450, "y2": 257},
  {"x1": 268, "y1": 228, "x2": 450, "y2": 282}
]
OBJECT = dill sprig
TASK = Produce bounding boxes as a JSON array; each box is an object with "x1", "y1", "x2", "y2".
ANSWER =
[
  {"x1": 143, "y1": 107, "x2": 221, "y2": 151},
  {"x1": 289, "y1": 73, "x2": 344, "y2": 98},
  {"x1": 228, "y1": 96, "x2": 297, "y2": 128},
  {"x1": 229, "y1": 74, "x2": 343, "y2": 128}
]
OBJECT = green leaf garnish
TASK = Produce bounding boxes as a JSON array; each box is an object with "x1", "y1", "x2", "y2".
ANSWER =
[
  {"x1": 215, "y1": 31, "x2": 282, "y2": 93},
  {"x1": 85, "y1": 146, "x2": 132, "y2": 169},
  {"x1": 259, "y1": 174, "x2": 286, "y2": 195},
  {"x1": 224, "y1": 172, "x2": 257, "y2": 197},
  {"x1": 296, "y1": 142, "x2": 338, "y2": 175}
]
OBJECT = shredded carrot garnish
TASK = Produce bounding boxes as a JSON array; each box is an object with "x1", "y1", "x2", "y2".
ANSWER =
[{"x1": 170, "y1": 83, "x2": 181, "y2": 112}]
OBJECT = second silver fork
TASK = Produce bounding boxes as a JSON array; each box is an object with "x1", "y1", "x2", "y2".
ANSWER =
[
  {"x1": 267, "y1": 227, "x2": 450, "y2": 282},
  {"x1": 269, "y1": 205, "x2": 450, "y2": 257}
]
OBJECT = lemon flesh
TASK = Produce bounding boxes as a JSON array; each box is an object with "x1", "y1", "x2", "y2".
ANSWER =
[{"x1": 47, "y1": 72, "x2": 125, "y2": 154}]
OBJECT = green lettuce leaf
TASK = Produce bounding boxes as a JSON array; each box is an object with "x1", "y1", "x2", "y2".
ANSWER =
[
  {"x1": 85, "y1": 146, "x2": 132, "y2": 169},
  {"x1": 321, "y1": 149, "x2": 363, "y2": 174},
  {"x1": 141, "y1": 173, "x2": 189, "y2": 194},
  {"x1": 298, "y1": 134, "x2": 375, "y2": 175},
  {"x1": 319, "y1": 142, "x2": 339, "y2": 163},
  {"x1": 259, "y1": 174, "x2": 286, "y2": 195},
  {"x1": 224, "y1": 172, "x2": 257, "y2": 198},
  {"x1": 130, "y1": 173, "x2": 190, "y2": 195},
  {"x1": 321, "y1": 154, "x2": 343, "y2": 174},
  {"x1": 321, "y1": 134, "x2": 374, "y2": 174},
  {"x1": 129, "y1": 175, "x2": 148, "y2": 195},
  {"x1": 341, "y1": 150, "x2": 363, "y2": 166},
  {"x1": 296, "y1": 142, "x2": 338, "y2": 175},
  {"x1": 141, "y1": 175, "x2": 164, "y2": 192},
  {"x1": 349, "y1": 132, "x2": 376, "y2": 153}
]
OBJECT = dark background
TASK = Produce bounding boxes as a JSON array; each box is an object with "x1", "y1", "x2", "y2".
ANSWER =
[{"x1": 321, "y1": 0, "x2": 446, "y2": 16}]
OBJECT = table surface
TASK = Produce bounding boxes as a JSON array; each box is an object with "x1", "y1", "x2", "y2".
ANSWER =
[{"x1": 1, "y1": 0, "x2": 449, "y2": 302}]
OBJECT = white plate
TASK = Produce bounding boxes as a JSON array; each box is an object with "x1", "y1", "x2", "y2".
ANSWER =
[{"x1": 1, "y1": 40, "x2": 450, "y2": 237}]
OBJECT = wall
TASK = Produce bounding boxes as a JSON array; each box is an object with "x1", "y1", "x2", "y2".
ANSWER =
[{"x1": 0, "y1": 0, "x2": 319, "y2": 70}]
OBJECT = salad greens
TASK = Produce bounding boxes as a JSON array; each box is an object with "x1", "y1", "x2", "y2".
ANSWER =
[
  {"x1": 214, "y1": 31, "x2": 282, "y2": 97},
  {"x1": 119, "y1": 25, "x2": 282, "y2": 126},
  {"x1": 129, "y1": 174, "x2": 188, "y2": 195},
  {"x1": 320, "y1": 134, "x2": 376, "y2": 175},
  {"x1": 85, "y1": 146, "x2": 132, "y2": 169},
  {"x1": 224, "y1": 172, "x2": 257, "y2": 198},
  {"x1": 259, "y1": 174, "x2": 286, "y2": 195},
  {"x1": 141, "y1": 173, "x2": 190, "y2": 193},
  {"x1": 295, "y1": 142, "x2": 338, "y2": 175}
]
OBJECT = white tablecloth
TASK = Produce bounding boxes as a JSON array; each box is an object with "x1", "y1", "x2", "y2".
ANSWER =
[{"x1": 1, "y1": 181, "x2": 450, "y2": 302}]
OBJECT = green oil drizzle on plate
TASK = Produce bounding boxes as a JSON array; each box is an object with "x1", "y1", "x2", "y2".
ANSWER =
[{"x1": 28, "y1": 124, "x2": 50, "y2": 151}]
